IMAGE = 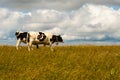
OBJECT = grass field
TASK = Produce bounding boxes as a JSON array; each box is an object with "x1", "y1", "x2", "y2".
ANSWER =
[{"x1": 0, "y1": 45, "x2": 120, "y2": 80}]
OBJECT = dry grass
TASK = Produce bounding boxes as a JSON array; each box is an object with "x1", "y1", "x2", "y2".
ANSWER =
[{"x1": 0, "y1": 45, "x2": 120, "y2": 80}]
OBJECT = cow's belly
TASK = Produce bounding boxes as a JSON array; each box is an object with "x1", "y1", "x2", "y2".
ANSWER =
[
  {"x1": 32, "y1": 41, "x2": 50, "y2": 45},
  {"x1": 32, "y1": 41, "x2": 41, "y2": 45}
]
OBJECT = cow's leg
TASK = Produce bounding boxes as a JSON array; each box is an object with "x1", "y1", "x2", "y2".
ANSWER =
[
  {"x1": 16, "y1": 39, "x2": 21, "y2": 50},
  {"x1": 56, "y1": 42, "x2": 59, "y2": 45},
  {"x1": 31, "y1": 44, "x2": 34, "y2": 50},
  {"x1": 27, "y1": 41, "x2": 32, "y2": 51},
  {"x1": 27, "y1": 42, "x2": 30, "y2": 51},
  {"x1": 49, "y1": 42, "x2": 53, "y2": 51},
  {"x1": 26, "y1": 42, "x2": 29, "y2": 51},
  {"x1": 36, "y1": 44, "x2": 39, "y2": 49},
  {"x1": 43, "y1": 44, "x2": 46, "y2": 47}
]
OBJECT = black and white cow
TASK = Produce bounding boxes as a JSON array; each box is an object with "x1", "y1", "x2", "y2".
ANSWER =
[{"x1": 15, "y1": 31, "x2": 64, "y2": 51}]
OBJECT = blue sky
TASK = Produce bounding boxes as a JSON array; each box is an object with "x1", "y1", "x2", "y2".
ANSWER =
[
  {"x1": 0, "y1": 0, "x2": 120, "y2": 45},
  {"x1": 112, "y1": 6, "x2": 120, "y2": 10}
]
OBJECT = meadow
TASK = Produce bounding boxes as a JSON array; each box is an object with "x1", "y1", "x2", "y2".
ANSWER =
[{"x1": 0, "y1": 45, "x2": 120, "y2": 80}]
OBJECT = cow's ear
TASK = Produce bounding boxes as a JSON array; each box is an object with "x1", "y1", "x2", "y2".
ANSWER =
[
  {"x1": 39, "y1": 32, "x2": 42, "y2": 35},
  {"x1": 15, "y1": 32, "x2": 19, "y2": 35}
]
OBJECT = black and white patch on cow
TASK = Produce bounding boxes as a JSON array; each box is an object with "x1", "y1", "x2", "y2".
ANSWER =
[
  {"x1": 35, "y1": 32, "x2": 53, "y2": 46},
  {"x1": 37, "y1": 32, "x2": 46, "y2": 41}
]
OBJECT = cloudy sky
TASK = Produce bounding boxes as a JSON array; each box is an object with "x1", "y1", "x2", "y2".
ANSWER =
[{"x1": 0, "y1": 0, "x2": 120, "y2": 45}]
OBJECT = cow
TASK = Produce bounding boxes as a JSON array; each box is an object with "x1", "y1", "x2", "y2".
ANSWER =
[{"x1": 15, "y1": 31, "x2": 64, "y2": 51}]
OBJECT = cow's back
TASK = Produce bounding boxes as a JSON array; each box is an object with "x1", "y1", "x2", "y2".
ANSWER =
[{"x1": 28, "y1": 31, "x2": 39, "y2": 40}]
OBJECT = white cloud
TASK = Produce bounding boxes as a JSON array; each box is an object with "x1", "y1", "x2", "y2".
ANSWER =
[
  {"x1": 0, "y1": 4, "x2": 120, "y2": 42},
  {"x1": 0, "y1": 8, "x2": 24, "y2": 39},
  {"x1": 23, "y1": 4, "x2": 120, "y2": 40}
]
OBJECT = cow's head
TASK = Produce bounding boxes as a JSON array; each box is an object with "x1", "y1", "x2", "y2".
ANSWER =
[
  {"x1": 15, "y1": 31, "x2": 20, "y2": 37},
  {"x1": 57, "y1": 35, "x2": 64, "y2": 42},
  {"x1": 51, "y1": 35, "x2": 64, "y2": 43}
]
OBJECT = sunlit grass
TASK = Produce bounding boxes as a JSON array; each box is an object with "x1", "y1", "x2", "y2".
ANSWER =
[{"x1": 0, "y1": 45, "x2": 120, "y2": 80}]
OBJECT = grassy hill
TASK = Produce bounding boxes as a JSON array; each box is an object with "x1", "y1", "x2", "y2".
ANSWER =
[{"x1": 0, "y1": 45, "x2": 120, "y2": 80}]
